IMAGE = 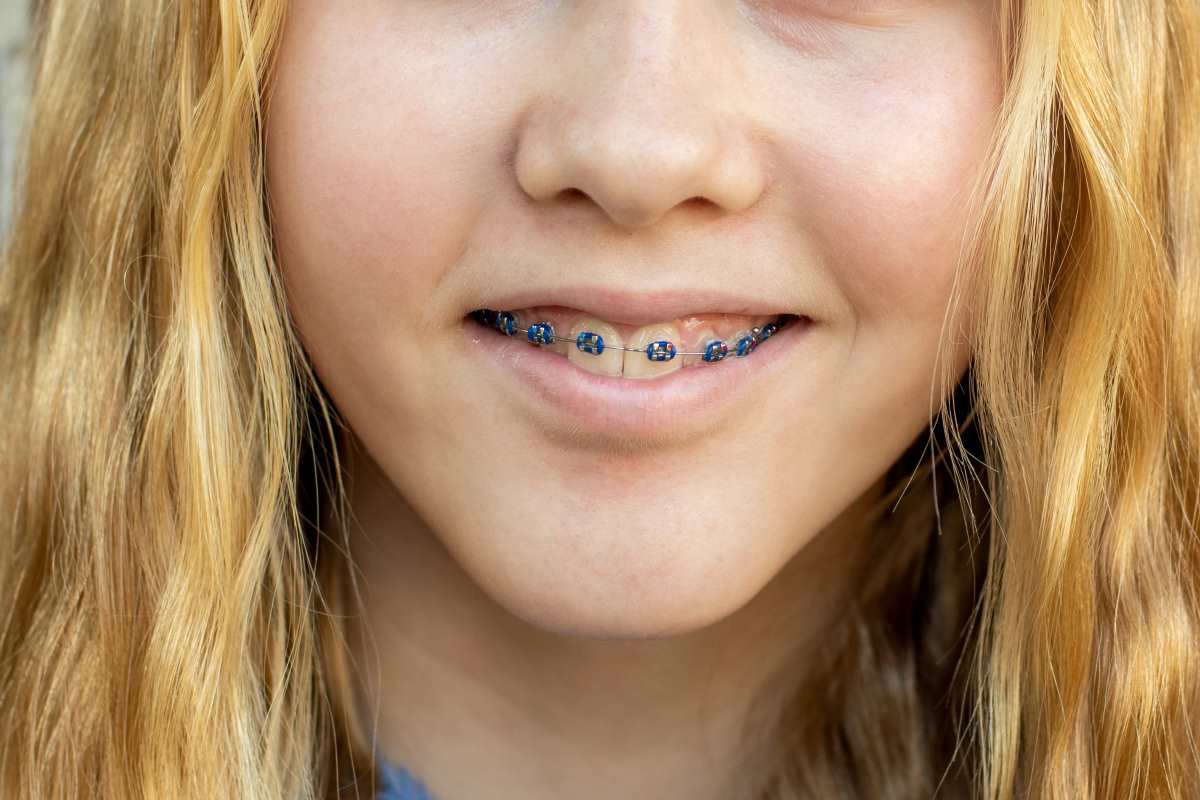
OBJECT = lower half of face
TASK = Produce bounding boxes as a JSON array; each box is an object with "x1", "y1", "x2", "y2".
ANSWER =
[{"x1": 266, "y1": 0, "x2": 999, "y2": 637}]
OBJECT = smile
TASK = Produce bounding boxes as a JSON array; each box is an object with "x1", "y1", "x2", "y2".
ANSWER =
[
  {"x1": 469, "y1": 307, "x2": 803, "y2": 380},
  {"x1": 460, "y1": 306, "x2": 815, "y2": 441}
]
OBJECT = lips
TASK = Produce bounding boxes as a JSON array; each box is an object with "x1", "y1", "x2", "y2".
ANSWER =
[
  {"x1": 456, "y1": 282, "x2": 813, "y2": 438},
  {"x1": 458, "y1": 308, "x2": 813, "y2": 441}
]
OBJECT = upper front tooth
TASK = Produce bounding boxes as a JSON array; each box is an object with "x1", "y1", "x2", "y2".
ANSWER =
[
  {"x1": 623, "y1": 323, "x2": 683, "y2": 380},
  {"x1": 567, "y1": 318, "x2": 624, "y2": 377}
]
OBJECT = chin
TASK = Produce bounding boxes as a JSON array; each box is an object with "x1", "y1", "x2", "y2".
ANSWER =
[
  {"x1": 442, "y1": 499, "x2": 793, "y2": 641},
  {"x1": 496, "y1": 580, "x2": 756, "y2": 641}
]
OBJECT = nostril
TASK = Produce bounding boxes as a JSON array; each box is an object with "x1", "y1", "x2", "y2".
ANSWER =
[{"x1": 558, "y1": 188, "x2": 589, "y2": 203}]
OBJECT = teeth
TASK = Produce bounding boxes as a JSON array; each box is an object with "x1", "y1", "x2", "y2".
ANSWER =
[
  {"x1": 473, "y1": 308, "x2": 795, "y2": 380},
  {"x1": 730, "y1": 329, "x2": 758, "y2": 358},
  {"x1": 623, "y1": 323, "x2": 683, "y2": 380},
  {"x1": 547, "y1": 325, "x2": 571, "y2": 356},
  {"x1": 682, "y1": 328, "x2": 719, "y2": 368},
  {"x1": 567, "y1": 318, "x2": 624, "y2": 377}
]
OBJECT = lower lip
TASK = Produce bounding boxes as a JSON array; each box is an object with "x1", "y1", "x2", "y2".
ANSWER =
[{"x1": 458, "y1": 315, "x2": 814, "y2": 439}]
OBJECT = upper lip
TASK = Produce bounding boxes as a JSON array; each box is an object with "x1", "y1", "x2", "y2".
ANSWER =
[{"x1": 468, "y1": 284, "x2": 799, "y2": 327}]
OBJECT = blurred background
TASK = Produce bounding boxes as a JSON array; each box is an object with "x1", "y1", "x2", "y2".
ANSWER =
[{"x1": 1, "y1": 0, "x2": 30, "y2": 238}]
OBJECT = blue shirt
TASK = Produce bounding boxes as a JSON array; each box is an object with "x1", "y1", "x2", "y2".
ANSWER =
[{"x1": 376, "y1": 757, "x2": 435, "y2": 800}]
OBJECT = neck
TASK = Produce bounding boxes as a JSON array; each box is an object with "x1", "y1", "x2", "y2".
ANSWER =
[{"x1": 342, "y1": 438, "x2": 876, "y2": 800}]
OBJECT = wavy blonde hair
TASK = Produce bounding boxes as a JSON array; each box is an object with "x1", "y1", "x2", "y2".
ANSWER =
[{"x1": 1, "y1": 1, "x2": 1196, "y2": 798}]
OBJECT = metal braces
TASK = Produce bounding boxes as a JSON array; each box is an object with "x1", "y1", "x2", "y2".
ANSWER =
[{"x1": 470, "y1": 309, "x2": 793, "y2": 363}]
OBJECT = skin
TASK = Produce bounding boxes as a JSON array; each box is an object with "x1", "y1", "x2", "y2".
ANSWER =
[{"x1": 265, "y1": 1, "x2": 1002, "y2": 797}]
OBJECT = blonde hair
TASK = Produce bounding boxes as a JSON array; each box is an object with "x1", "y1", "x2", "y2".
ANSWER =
[{"x1": 0, "y1": 1, "x2": 1196, "y2": 798}]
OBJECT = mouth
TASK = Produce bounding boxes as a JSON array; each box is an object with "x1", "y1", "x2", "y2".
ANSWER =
[
  {"x1": 464, "y1": 306, "x2": 805, "y2": 380},
  {"x1": 459, "y1": 301, "x2": 815, "y2": 442}
]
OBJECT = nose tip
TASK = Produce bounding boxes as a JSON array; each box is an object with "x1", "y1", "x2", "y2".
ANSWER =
[
  {"x1": 511, "y1": 6, "x2": 767, "y2": 232},
  {"x1": 555, "y1": 186, "x2": 699, "y2": 230},
  {"x1": 515, "y1": 107, "x2": 767, "y2": 230}
]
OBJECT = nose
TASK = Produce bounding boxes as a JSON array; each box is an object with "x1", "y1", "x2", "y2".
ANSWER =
[{"x1": 513, "y1": 2, "x2": 768, "y2": 230}]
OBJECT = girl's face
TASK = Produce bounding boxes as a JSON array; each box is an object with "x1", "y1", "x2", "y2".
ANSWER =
[{"x1": 266, "y1": 1, "x2": 1000, "y2": 637}]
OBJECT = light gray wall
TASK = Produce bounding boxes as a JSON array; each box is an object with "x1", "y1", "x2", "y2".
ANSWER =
[{"x1": 1, "y1": 1, "x2": 30, "y2": 238}]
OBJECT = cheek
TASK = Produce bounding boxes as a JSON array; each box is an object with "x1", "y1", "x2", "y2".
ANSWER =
[
  {"x1": 263, "y1": 32, "x2": 478, "y2": 439},
  {"x1": 265, "y1": 18, "x2": 536, "y2": 472},
  {"x1": 265, "y1": 7, "x2": 506, "y2": 339},
  {"x1": 766, "y1": 13, "x2": 1001, "y2": 332},
  {"x1": 818, "y1": 91, "x2": 996, "y2": 329}
]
